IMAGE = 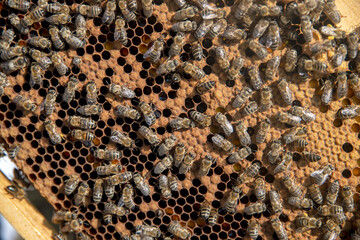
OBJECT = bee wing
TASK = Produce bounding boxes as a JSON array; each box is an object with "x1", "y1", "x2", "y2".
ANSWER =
[
  {"x1": 310, "y1": 169, "x2": 324, "y2": 178},
  {"x1": 39, "y1": 100, "x2": 45, "y2": 110},
  {"x1": 143, "y1": 44, "x2": 155, "y2": 59}
]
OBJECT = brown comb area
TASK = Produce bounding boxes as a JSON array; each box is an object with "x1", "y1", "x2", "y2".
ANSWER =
[{"x1": 0, "y1": 0, "x2": 360, "y2": 239}]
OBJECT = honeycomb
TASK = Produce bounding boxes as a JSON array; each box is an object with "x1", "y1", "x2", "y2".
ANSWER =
[{"x1": 0, "y1": 0, "x2": 360, "y2": 239}]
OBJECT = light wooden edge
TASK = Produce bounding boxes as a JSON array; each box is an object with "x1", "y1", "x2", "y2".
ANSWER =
[{"x1": 0, "y1": 172, "x2": 54, "y2": 240}]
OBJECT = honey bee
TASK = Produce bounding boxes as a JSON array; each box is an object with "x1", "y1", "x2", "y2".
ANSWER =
[
  {"x1": 271, "y1": 218, "x2": 288, "y2": 240},
  {"x1": 196, "y1": 81, "x2": 215, "y2": 95},
  {"x1": 267, "y1": 140, "x2": 282, "y2": 164},
  {"x1": 46, "y1": 2, "x2": 70, "y2": 14},
  {"x1": 141, "y1": 0, "x2": 153, "y2": 17},
  {"x1": 12, "y1": 95, "x2": 36, "y2": 114},
  {"x1": 94, "y1": 148, "x2": 122, "y2": 161},
  {"x1": 228, "y1": 146, "x2": 251, "y2": 164},
  {"x1": 44, "y1": 120, "x2": 63, "y2": 145},
  {"x1": 341, "y1": 186, "x2": 354, "y2": 212},
  {"x1": 288, "y1": 197, "x2": 313, "y2": 210},
  {"x1": 302, "y1": 151, "x2": 321, "y2": 162},
  {"x1": 0, "y1": 72, "x2": 7, "y2": 87},
  {"x1": 318, "y1": 204, "x2": 343, "y2": 216},
  {"x1": 115, "y1": 104, "x2": 140, "y2": 120},
  {"x1": 114, "y1": 17, "x2": 128, "y2": 45},
  {"x1": 7, "y1": 145, "x2": 20, "y2": 160},
  {"x1": 243, "y1": 101, "x2": 258, "y2": 117},
  {"x1": 29, "y1": 48, "x2": 51, "y2": 69},
  {"x1": 304, "y1": 59, "x2": 328, "y2": 73},
  {"x1": 74, "y1": 14, "x2": 86, "y2": 40},
  {"x1": 167, "y1": 174, "x2": 178, "y2": 192},
  {"x1": 41, "y1": 88, "x2": 57, "y2": 116},
  {"x1": 110, "y1": 130, "x2": 134, "y2": 148},
  {"x1": 174, "y1": 6, "x2": 198, "y2": 20},
  {"x1": 323, "y1": 0, "x2": 341, "y2": 24},
  {"x1": 265, "y1": 56, "x2": 280, "y2": 82},
  {"x1": 309, "y1": 183, "x2": 323, "y2": 205},
  {"x1": 215, "y1": 112, "x2": 233, "y2": 136},
  {"x1": 200, "y1": 8, "x2": 225, "y2": 19},
  {"x1": 173, "y1": 20, "x2": 198, "y2": 33},
  {"x1": 349, "y1": 73, "x2": 360, "y2": 99},
  {"x1": 223, "y1": 186, "x2": 242, "y2": 213},
  {"x1": 156, "y1": 59, "x2": 180, "y2": 75},
  {"x1": 1, "y1": 56, "x2": 30, "y2": 74},
  {"x1": 244, "y1": 202, "x2": 267, "y2": 215},
  {"x1": 208, "y1": 208, "x2": 218, "y2": 226},
  {"x1": 62, "y1": 76, "x2": 79, "y2": 103},
  {"x1": 73, "y1": 57, "x2": 81, "y2": 66},
  {"x1": 252, "y1": 18, "x2": 269, "y2": 39},
  {"x1": 332, "y1": 44, "x2": 347, "y2": 68},
  {"x1": 158, "y1": 136, "x2": 177, "y2": 157},
  {"x1": 48, "y1": 26, "x2": 65, "y2": 50},
  {"x1": 96, "y1": 164, "x2": 122, "y2": 176},
  {"x1": 144, "y1": 38, "x2": 164, "y2": 63},
  {"x1": 215, "y1": 47, "x2": 230, "y2": 71},
  {"x1": 154, "y1": 155, "x2": 174, "y2": 174},
  {"x1": 108, "y1": 172, "x2": 133, "y2": 186},
  {"x1": 212, "y1": 134, "x2": 234, "y2": 152},
  {"x1": 347, "y1": 32, "x2": 359, "y2": 59},
  {"x1": 309, "y1": 0, "x2": 325, "y2": 22},
  {"x1": 135, "y1": 224, "x2": 161, "y2": 238},
  {"x1": 60, "y1": 27, "x2": 86, "y2": 49},
  {"x1": 189, "y1": 110, "x2": 211, "y2": 127},
  {"x1": 139, "y1": 126, "x2": 160, "y2": 145},
  {"x1": 168, "y1": 33, "x2": 185, "y2": 58},
  {"x1": 139, "y1": 101, "x2": 156, "y2": 126},
  {"x1": 104, "y1": 179, "x2": 115, "y2": 199},
  {"x1": 85, "y1": 82, "x2": 97, "y2": 105},
  {"x1": 0, "y1": 45, "x2": 28, "y2": 61},
  {"x1": 64, "y1": 175, "x2": 80, "y2": 195},
  {"x1": 52, "y1": 210, "x2": 77, "y2": 223},
  {"x1": 259, "y1": 4, "x2": 282, "y2": 17},
  {"x1": 29, "y1": 63, "x2": 43, "y2": 87},
  {"x1": 220, "y1": 26, "x2": 247, "y2": 40},
  {"x1": 284, "y1": 49, "x2": 298, "y2": 73},
  {"x1": 194, "y1": 19, "x2": 212, "y2": 39},
  {"x1": 74, "y1": 182, "x2": 90, "y2": 206},
  {"x1": 337, "y1": 105, "x2": 360, "y2": 119},
  {"x1": 234, "y1": 0, "x2": 253, "y2": 19},
  {"x1": 282, "y1": 175, "x2": 302, "y2": 198},
  {"x1": 117, "y1": 0, "x2": 135, "y2": 22},
  {"x1": 182, "y1": 62, "x2": 205, "y2": 80},
  {"x1": 109, "y1": 83, "x2": 135, "y2": 99},
  {"x1": 235, "y1": 120, "x2": 251, "y2": 147},
  {"x1": 332, "y1": 212, "x2": 346, "y2": 225},
  {"x1": 120, "y1": 184, "x2": 135, "y2": 210},
  {"x1": 277, "y1": 112, "x2": 302, "y2": 126},
  {"x1": 169, "y1": 117, "x2": 195, "y2": 131},
  {"x1": 52, "y1": 52, "x2": 68, "y2": 76},
  {"x1": 76, "y1": 4, "x2": 102, "y2": 17},
  {"x1": 102, "y1": 0, "x2": 116, "y2": 24},
  {"x1": 174, "y1": 143, "x2": 187, "y2": 167},
  {"x1": 133, "y1": 172, "x2": 150, "y2": 196},
  {"x1": 208, "y1": 18, "x2": 227, "y2": 38},
  {"x1": 295, "y1": 214, "x2": 322, "y2": 232},
  {"x1": 68, "y1": 116, "x2": 95, "y2": 130},
  {"x1": 248, "y1": 67, "x2": 263, "y2": 91},
  {"x1": 67, "y1": 218, "x2": 83, "y2": 232},
  {"x1": 200, "y1": 200, "x2": 211, "y2": 219},
  {"x1": 310, "y1": 164, "x2": 334, "y2": 186},
  {"x1": 248, "y1": 219, "x2": 260, "y2": 240},
  {"x1": 191, "y1": 41, "x2": 203, "y2": 61},
  {"x1": 334, "y1": 72, "x2": 347, "y2": 98},
  {"x1": 174, "y1": 0, "x2": 188, "y2": 9},
  {"x1": 77, "y1": 104, "x2": 103, "y2": 116},
  {"x1": 300, "y1": 16, "x2": 313, "y2": 43},
  {"x1": 46, "y1": 13, "x2": 71, "y2": 25},
  {"x1": 92, "y1": 179, "x2": 103, "y2": 204},
  {"x1": 248, "y1": 39, "x2": 268, "y2": 60},
  {"x1": 255, "y1": 118, "x2": 270, "y2": 144},
  {"x1": 168, "y1": 221, "x2": 191, "y2": 239},
  {"x1": 5, "y1": 185, "x2": 25, "y2": 199},
  {"x1": 103, "y1": 202, "x2": 128, "y2": 223},
  {"x1": 27, "y1": 36, "x2": 51, "y2": 49},
  {"x1": 198, "y1": 155, "x2": 215, "y2": 177},
  {"x1": 227, "y1": 56, "x2": 244, "y2": 81},
  {"x1": 274, "y1": 152, "x2": 292, "y2": 174},
  {"x1": 290, "y1": 106, "x2": 316, "y2": 123},
  {"x1": 253, "y1": 177, "x2": 266, "y2": 202},
  {"x1": 236, "y1": 162, "x2": 260, "y2": 185},
  {"x1": 232, "y1": 86, "x2": 253, "y2": 109},
  {"x1": 5, "y1": 0, "x2": 30, "y2": 12},
  {"x1": 0, "y1": 28, "x2": 15, "y2": 50},
  {"x1": 277, "y1": 78, "x2": 293, "y2": 106},
  {"x1": 321, "y1": 79, "x2": 333, "y2": 104},
  {"x1": 8, "y1": 14, "x2": 29, "y2": 35},
  {"x1": 269, "y1": 190, "x2": 283, "y2": 214},
  {"x1": 179, "y1": 152, "x2": 196, "y2": 174},
  {"x1": 325, "y1": 180, "x2": 340, "y2": 205},
  {"x1": 259, "y1": 87, "x2": 273, "y2": 112},
  {"x1": 159, "y1": 174, "x2": 171, "y2": 198}
]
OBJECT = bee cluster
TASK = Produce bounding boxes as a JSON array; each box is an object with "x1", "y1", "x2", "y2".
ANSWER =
[{"x1": 0, "y1": 0, "x2": 360, "y2": 239}]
